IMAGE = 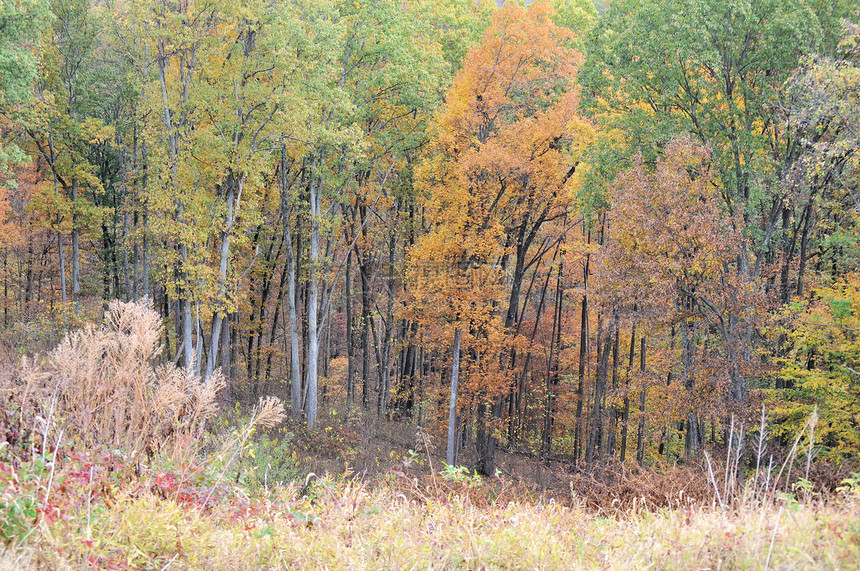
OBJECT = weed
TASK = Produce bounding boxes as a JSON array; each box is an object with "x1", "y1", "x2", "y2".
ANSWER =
[
  {"x1": 837, "y1": 472, "x2": 860, "y2": 496},
  {"x1": 440, "y1": 463, "x2": 482, "y2": 488}
]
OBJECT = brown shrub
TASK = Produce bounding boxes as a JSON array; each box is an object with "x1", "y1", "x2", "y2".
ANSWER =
[{"x1": 8, "y1": 300, "x2": 225, "y2": 463}]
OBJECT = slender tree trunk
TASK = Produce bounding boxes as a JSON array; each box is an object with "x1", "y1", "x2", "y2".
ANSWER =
[
  {"x1": 48, "y1": 135, "x2": 67, "y2": 306},
  {"x1": 447, "y1": 328, "x2": 461, "y2": 466},
  {"x1": 360, "y1": 250, "x2": 372, "y2": 409},
  {"x1": 246, "y1": 246, "x2": 261, "y2": 382},
  {"x1": 681, "y1": 315, "x2": 699, "y2": 458},
  {"x1": 574, "y1": 261, "x2": 589, "y2": 463},
  {"x1": 141, "y1": 140, "x2": 150, "y2": 299},
  {"x1": 608, "y1": 319, "x2": 620, "y2": 458},
  {"x1": 345, "y1": 247, "x2": 356, "y2": 409},
  {"x1": 132, "y1": 133, "x2": 141, "y2": 304},
  {"x1": 222, "y1": 309, "x2": 232, "y2": 395},
  {"x1": 194, "y1": 301, "x2": 203, "y2": 378},
  {"x1": 587, "y1": 315, "x2": 607, "y2": 465},
  {"x1": 797, "y1": 201, "x2": 813, "y2": 298},
  {"x1": 71, "y1": 178, "x2": 80, "y2": 307},
  {"x1": 636, "y1": 336, "x2": 647, "y2": 466},
  {"x1": 181, "y1": 245, "x2": 194, "y2": 377},
  {"x1": 263, "y1": 234, "x2": 291, "y2": 388},
  {"x1": 511, "y1": 261, "x2": 551, "y2": 446},
  {"x1": 206, "y1": 175, "x2": 240, "y2": 381},
  {"x1": 397, "y1": 322, "x2": 418, "y2": 418},
  {"x1": 284, "y1": 162, "x2": 302, "y2": 416},
  {"x1": 476, "y1": 400, "x2": 497, "y2": 476},
  {"x1": 305, "y1": 169, "x2": 321, "y2": 430},
  {"x1": 620, "y1": 325, "x2": 636, "y2": 462},
  {"x1": 57, "y1": 230, "x2": 66, "y2": 306},
  {"x1": 378, "y1": 228, "x2": 397, "y2": 415},
  {"x1": 142, "y1": 205, "x2": 150, "y2": 299},
  {"x1": 122, "y1": 210, "x2": 131, "y2": 301},
  {"x1": 542, "y1": 260, "x2": 563, "y2": 456}
]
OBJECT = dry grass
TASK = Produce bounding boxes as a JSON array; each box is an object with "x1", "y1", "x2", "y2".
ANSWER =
[
  {"x1": 7, "y1": 300, "x2": 227, "y2": 464},
  {"x1": 6, "y1": 474, "x2": 858, "y2": 570}
]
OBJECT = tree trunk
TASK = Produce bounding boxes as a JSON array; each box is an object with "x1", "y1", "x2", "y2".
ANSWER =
[
  {"x1": 636, "y1": 336, "x2": 647, "y2": 466},
  {"x1": 305, "y1": 169, "x2": 321, "y2": 430},
  {"x1": 681, "y1": 315, "x2": 699, "y2": 458},
  {"x1": 180, "y1": 241, "x2": 195, "y2": 378},
  {"x1": 71, "y1": 178, "x2": 81, "y2": 307},
  {"x1": 360, "y1": 248, "x2": 372, "y2": 410},
  {"x1": 122, "y1": 210, "x2": 131, "y2": 301},
  {"x1": 345, "y1": 247, "x2": 356, "y2": 409},
  {"x1": 222, "y1": 309, "x2": 232, "y2": 396},
  {"x1": 542, "y1": 259, "x2": 563, "y2": 456},
  {"x1": 475, "y1": 400, "x2": 498, "y2": 476},
  {"x1": 48, "y1": 135, "x2": 67, "y2": 306},
  {"x1": 587, "y1": 315, "x2": 608, "y2": 466},
  {"x1": 285, "y1": 168, "x2": 301, "y2": 417},
  {"x1": 447, "y1": 328, "x2": 461, "y2": 466},
  {"x1": 574, "y1": 235, "x2": 590, "y2": 464},
  {"x1": 206, "y1": 174, "x2": 240, "y2": 381},
  {"x1": 608, "y1": 321, "x2": 620, "y2": 458},
  {"x1": 620, "y1": 325, "x2": 636, "y2": 462},
  {"x1": 57, "y1": 230, "x2": 66, "y2": 306}
]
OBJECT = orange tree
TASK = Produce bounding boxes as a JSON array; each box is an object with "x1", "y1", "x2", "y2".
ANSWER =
[
  {"x1": 597, "y1": 137, "x2": 766, "y2": 457},
  {"x1": 404, "y1": 1, "x2": 589, "y2": 474}
]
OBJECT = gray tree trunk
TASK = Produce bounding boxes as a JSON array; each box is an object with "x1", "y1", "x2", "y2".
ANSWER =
[
  {"x1": 71, "y1": 178, "x2": 80, "y2": 306},
  {"x1": 206, "y1": 175, "x2": 239, "y2": 381},
  {"x1": 282, "y1": 158, "x2": 302, "y2": 416},
  {"x1": 305, "y1": 172, "x2": 321, "y2": 430},
  {"x1": 447, "y1": 328, "x2": 461, "y2": 466}
]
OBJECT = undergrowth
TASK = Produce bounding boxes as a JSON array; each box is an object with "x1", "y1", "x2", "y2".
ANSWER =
[{"x1": 0, "y1": 301, "x2": 858, "y2": 569}]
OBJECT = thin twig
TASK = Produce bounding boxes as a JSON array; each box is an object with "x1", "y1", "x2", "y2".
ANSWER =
[
  {"x1": 764, "y1": 505, "x2": 784, "y2": 571},
  {"x1": 43, "y1": 429, "x2": 64, "y2": 507},
  {"x1": 704, "y1": 451, "x2": 725, "y2": 513}
]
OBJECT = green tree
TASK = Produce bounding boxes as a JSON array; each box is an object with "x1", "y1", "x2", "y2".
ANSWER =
[
  {"x1": 582, "y1": 0, "x2": 851, "y2": 408},
  {"x1": 0, "y1": 0, "x2": 48, "y2": 169}
]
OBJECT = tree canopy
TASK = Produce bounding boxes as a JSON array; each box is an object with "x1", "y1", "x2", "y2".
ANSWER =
[{"x1": 1, "y1": 0, "x2": 859, "y2": 475}]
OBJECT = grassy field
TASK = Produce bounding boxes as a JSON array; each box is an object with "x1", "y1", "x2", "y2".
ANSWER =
[{"x1": 3, "y1": 465, "x2": 860, "y2": 570}]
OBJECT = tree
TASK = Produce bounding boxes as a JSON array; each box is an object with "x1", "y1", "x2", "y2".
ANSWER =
[
  {"x1": 119, "y1": 0, "x2": 283, "y2": 382},
  {"x1": 272, "y1": 0, "x2": 446, "y2": 428},
  {"x1": 407, "y1": 1, "x2": 588, "y2": 474},
  {"x1": 581, "y1": 0, "x2": 854, "y2": 414},
  {"x1": 781, "y1": 21, "x2": 860, "y2": 295},
  {"x1": 775, "y1": 271, "x2": 860, "y2": 459},
  {"x1": 583, "y1": 0, "x2": 840, "y2": 280},
  {"x1": 772, "y1": 22, "x2": 860, "y2": 460},
  {"x1": 599, "y1": 136, "x2": 763, "y2": 454},
  {"x1": 0, "y1": 0, "x2": 48, "y2": 170}
]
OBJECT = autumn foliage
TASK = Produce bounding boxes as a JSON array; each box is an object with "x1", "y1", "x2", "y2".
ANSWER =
[{"x1": 0, "y1": 0, "x2": 858, "y2": 494}]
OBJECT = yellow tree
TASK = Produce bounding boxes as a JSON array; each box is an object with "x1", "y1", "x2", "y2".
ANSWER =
[
  {"x1": 775, "y1": 270, "x2": 860, "y2": 458},
  {"x1": 117, "y1": 0, "x2": 283, "y2": 380},
  {"x1": 406, "y1": 1, "x2": 589, "y2": 474}
]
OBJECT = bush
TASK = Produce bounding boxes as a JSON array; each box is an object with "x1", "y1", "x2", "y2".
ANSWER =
[{"x1": 9, "y1": 300, "x2": 225, "y2": 464}]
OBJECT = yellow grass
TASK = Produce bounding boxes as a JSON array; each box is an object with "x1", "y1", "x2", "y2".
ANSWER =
[{"x1": 9, "y1": 476, "x2": 859, "y2": 570}]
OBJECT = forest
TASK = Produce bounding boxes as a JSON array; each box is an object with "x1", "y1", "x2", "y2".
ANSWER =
[{"x1": 1, "y1": 0, "x2": 859, "y2": 567}]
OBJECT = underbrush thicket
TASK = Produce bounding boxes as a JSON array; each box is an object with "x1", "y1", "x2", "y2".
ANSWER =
[{"x1": 1, "y1": 301, "x2": 858, "y2": 569}]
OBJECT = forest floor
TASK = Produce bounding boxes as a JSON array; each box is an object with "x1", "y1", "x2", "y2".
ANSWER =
[
  {"x1": 2, "y1": 412, "x2": 860, "y2": 570},
  {"x1": 2, "y1": 303, "x2": 859, "y2": 569}
]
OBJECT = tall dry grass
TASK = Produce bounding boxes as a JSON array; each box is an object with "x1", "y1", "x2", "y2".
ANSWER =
[{"x1": 7, "y1": 300, "x2": 228, "y2": 463}]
